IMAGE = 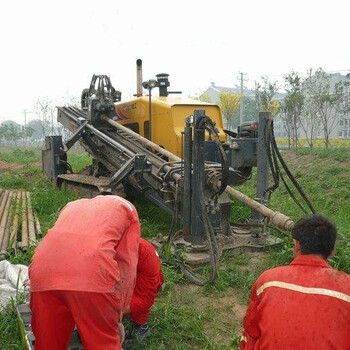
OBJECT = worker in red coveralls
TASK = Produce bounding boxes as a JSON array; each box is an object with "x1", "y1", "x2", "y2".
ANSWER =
[
  {"x1": 29, "y1": 195, "x2": 140, "y2": 350},
  {"x1": 240, "y1": 214, "x2": 350, "y2": 350},
  {"x1": 123, "y1": 237, "x2": 164, "y2": 347}
]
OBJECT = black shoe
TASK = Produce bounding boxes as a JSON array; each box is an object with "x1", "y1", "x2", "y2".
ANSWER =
[{"x1": 124, "y1": 322, "x2": 151, "y2": 348}]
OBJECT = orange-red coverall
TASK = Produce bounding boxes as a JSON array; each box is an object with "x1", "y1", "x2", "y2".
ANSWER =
[
  {"x1": 241, "y1": 255, "x2": 350, "y2": 350},
  {"x1": 129, "y1": 238, "x2": 164, "y2": 325},
  {"x1": 29, "y1": 195, "x2": 140, "y2": 350}
]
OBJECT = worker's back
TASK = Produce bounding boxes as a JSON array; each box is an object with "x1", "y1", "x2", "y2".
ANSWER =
[
  {"x1": 29, "y1": 195, "x2": 140, "y2": 307},
  {"x1": 245, "y1": 255, "x2": 350, "y2": 350}
]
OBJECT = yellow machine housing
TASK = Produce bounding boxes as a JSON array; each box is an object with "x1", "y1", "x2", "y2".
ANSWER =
[{"x1": 115, "y1": 96, "x2": 226, "y2": 157}]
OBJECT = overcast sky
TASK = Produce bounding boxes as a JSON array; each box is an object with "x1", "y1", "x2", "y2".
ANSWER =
[{"x1": 1, "y1": 0, "x2": 349, "y2": 124}]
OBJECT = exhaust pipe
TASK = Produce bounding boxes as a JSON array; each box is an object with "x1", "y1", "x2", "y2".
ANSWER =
[{"x1": 136, "y1": 59, "x2": 143, "y2": 97}]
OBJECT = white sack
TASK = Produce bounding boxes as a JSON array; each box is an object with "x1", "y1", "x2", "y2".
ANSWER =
[{"x1": 0, "y1": 260, "x2": 29, "y2": 307}]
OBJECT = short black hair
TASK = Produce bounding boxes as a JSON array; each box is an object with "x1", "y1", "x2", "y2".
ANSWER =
[{"x1": 291, "y1": 214, "x2": 337, "y2": 259}]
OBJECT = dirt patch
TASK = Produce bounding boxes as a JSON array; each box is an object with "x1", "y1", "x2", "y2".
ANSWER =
[
  {"x1": 0, "y1": 161, "x2": 24, "y2": 173},
  {"x1": 202, "y1": 288, "x2": 247, "y2": 343},
  {"x1": 238, "y1": 251, "x2": 269, "y2": 272},
  {"x1": 173, "y1": 284, "x2": 247, "y2": 344}
]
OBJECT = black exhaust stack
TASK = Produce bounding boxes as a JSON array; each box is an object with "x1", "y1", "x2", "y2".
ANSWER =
[
  {"x1": 156, "y1": 73, "x2": 170, "y2": 97},
  {"x1": 136, "y1": 59, "x2": 143, "y2": 97}
]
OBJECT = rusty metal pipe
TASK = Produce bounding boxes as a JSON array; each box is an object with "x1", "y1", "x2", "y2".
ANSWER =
[
  {"x1": 225, "y1": 186, "x2": 295, "y2": 231},
  {"x1": 0, "y1": 190, "x2": 10, "y2": 228},
  {"x1": 0, "y1": 191, "x2": 13, "y2": 257},
  {"x1": 10, "y1": 191, "x2": 20, "y2": 251},
  {"x1": 34, "y1": 211, "x2": 42, "y2": 236},
  {"x1": 26, "y1": 192, "x2": 36, "y2": 247},
  {"x1": 21, "y1": 191, "x2": 29, "y2": 251}
]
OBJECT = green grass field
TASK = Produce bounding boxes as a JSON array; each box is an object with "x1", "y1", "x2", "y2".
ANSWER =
[{"x1": 0, "y1": 146, "x2": 350, "y2": 349}]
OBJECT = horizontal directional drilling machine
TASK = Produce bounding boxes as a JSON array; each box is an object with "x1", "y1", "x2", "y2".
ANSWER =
[{"x1": 41, "y1": 59, "x2": 314, "y2": 285}]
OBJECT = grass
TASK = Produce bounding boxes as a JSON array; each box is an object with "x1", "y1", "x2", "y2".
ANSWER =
[
  {"x1": 1, "y1": 146, "x2": 350, "y2": 349},
  {"x1": 0, "y1": 148, "x2": 41, "y2": 164},
  {"x1": 275, "y1": 138, "x2": 350, "y2": 149},
  {"x1": 0, "y1": 291, "x2": 29, "y2": 350}
]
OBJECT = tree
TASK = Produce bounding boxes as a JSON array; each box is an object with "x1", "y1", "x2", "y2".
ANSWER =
[
  {"x1": 255, "y1": 77, "x2": 281, "y2": 116},
  {"x1": 300, "y1": 70, "x2": 319, "y2": 148},
  {"x1": 233, "y1": 96, "x2": 259, "y2": 125},
  {"x1": 283, "y1": 71, "x2": 305, "y2": 149},
  {"x1": 198, "y1": 93, "x2": 212, "y2": 103},
  {"x1": 218, "y1": 92, "x2": 241, "y2": 130},
  {"x1": 188, "y1": 92, "x2": 212, "y2": 103},
  {"x1": 27, "y1": 119, "x2": 49, "y2": 146},
  {"x1": 303, "y1": 69, "x2": 350, "y2": 148}
]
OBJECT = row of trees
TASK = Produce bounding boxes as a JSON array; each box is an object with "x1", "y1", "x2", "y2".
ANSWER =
[
  {"x1": 282, "y1": 69, "x2": 350, "y2": 148},
  {"x1": 0, "y1": 95, "x2": 78, "y2": 147},
  {"x1": 0, "y1": 121, "x2": 33, "y2": 146},
  {"x1": 200, "y1": 68, "x2": 350, "y2": 148}
]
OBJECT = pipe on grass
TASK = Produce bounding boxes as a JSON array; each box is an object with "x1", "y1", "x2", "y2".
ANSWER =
[
  {"x1": 27, "y1": 192, "x2": 36, "y2": 247},
  {"x1": 0, "y1": 191, "x2": 14, "y2": 257},
  {"x1": 10, "y1": 191, "x2": 21, "y2": 251},
  {"x1": 21, "y1": 191, "x2": 29, "y2": 251}
]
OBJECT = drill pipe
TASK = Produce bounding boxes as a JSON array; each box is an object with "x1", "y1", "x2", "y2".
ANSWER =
[
  {"x1": 26, "y1": 192, "x2": 36, "y2": 246},
  {"x1": 34, "y1": 211, "x2": 42, "y2": 236},
  {"x1": 101, "y1": 116, "x2": 295, "y2": 231},
  {"x1": 0, "y1": 191, "x2": 13, "y2": 257},
  {"x1": 21, "y1": 191, "x2": 29, "y2": 251},
  {"x1": 225, "y1": 186, "x2": 294, "y2": 231},
  {"x1": 10, "y1": 191, "x2": 20, "y2": 250},
  {"x1": 101, "y1": 116, "x2": 182, "y2": 162},
  {"x1": 0, "y1": 190, "x2": 10, "y2": 233}
]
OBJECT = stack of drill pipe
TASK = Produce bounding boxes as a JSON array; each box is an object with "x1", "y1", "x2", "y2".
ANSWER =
[{"x1": 0, "y1": 189, "x2": 42, "y2": 258}]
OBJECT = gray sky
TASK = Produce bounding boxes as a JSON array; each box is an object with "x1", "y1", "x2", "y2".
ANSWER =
[{"x1": 1, "y1": 0, "x2": 349, "y2": 124}]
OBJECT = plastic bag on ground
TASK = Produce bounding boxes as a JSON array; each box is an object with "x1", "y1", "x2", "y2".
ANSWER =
[{"x1": 0, "y1": 260, "x2": 29, "y2": 307}]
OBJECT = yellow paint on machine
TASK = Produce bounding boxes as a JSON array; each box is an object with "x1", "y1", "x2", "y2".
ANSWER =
[{"x1": 115, "y1": 95, "x2": 226, "y2": 157}]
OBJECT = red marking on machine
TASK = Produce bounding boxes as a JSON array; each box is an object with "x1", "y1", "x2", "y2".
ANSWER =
[{"x1": 116, "y1": 106, "x2": 130, "y2": 120}]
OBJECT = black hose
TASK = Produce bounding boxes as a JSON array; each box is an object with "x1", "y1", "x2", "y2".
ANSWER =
[
  {"x1": 200, "y1": 117, "x2": 229, "y2": 198},
  {"x1": 265, "y1": 119, "x2": 316, "y2": 214},
  {"x1": 161, "y1": 114, "x2": 226, "y2": 285}
]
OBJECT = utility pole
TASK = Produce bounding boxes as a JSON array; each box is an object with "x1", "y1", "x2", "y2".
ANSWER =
[
  {"x1": 23, "y1": 109, "x2": 30, "y2": 130},
  {"x1": 22, "y1": 109, "x2": 32, "y2": 147},
  {"x1": 238, "y1": 72, "x2": 248, "y2": 125},
  {"x1": 307, "y1": 68, "x2": 313, "y2": 79}
]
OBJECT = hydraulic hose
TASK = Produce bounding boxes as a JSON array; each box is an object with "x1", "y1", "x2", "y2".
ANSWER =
[
  {"x1": 162, "y1": 114, "x2": 227, "y2": 285},
  {"x1": 265, "y1": 119, "x2": 316, "y2": 214}
]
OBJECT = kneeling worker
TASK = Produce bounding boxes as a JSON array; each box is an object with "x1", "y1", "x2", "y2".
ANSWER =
[
  {"x1": 29, "y1": 195, "x2": 140, "y2": 350},
  {"x1": 123, "y1": 237, "x2": 164, "y2": 347}
]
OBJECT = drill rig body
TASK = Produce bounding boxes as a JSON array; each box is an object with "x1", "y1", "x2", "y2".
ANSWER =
[{"x1": 42, "y1": 60, "x2": 289, "y2": 275}]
